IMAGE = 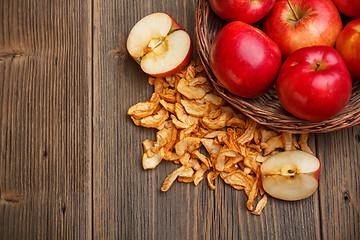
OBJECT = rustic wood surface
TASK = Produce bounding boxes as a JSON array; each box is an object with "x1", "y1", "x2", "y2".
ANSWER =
[{"x1": 1, "y1": 0, "x2": 359, "y2": 239}]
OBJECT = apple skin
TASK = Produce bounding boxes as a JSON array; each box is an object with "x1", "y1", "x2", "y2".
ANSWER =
[
  {"x1": 126, "y1": 12, "x2": 192, "y2": 78},
  {"x1": 166, "y1": 13, "x2": 182, "y2": 30},
  {"x1": 332, "y1": 0, "x2": 360, "y2": 18},
  {"x1": 148, "y1": 39, "x2": 192, "y2": 78},
  {"x1": 336, "y1": 18, "x2": 360, "y2": 81},
  {"x1": 263, "y1": 0, "x2": 343, "y2": 58},
  {"x1": 153, "y1": 13, "x2": 192, "y2": 78},
  {"x1": 276, "y1": 45, "x2": 352, "y2": 121},
  {"x1": 127, "y1": 12, "x2": 182, "y2": 62},
  {"x1": 139, "y1": 13, "x2": 192, "y2": 78},
  {"x1": 209, "y1": 0, "x2": 276, "y2": 24},
  {"x1": 209, "y1": 21, "x2": 282, "y2": 98},
  {"x1": 261, "y1": 150, "x2": 321, "y2": 201}
]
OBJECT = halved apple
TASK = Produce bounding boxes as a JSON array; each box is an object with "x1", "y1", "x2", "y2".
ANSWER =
[
  {"x1": 261, "y1": 150, "x2": 321, "y2": 201},
  {"x1": 126, "y1": 12, "x2": 193, "y2": 77}
]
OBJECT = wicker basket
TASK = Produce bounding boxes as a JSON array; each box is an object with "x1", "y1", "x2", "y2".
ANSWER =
[{"x1": 195, "y1": 0, "x2": 360, "y2": 133}]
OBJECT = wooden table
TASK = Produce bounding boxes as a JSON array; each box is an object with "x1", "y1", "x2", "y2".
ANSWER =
[{"x1": 1, "y1": 0, "x2": 359, "y2": 239}]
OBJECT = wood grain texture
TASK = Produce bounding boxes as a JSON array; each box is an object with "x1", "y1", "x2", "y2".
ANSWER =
[
  {"x1": 92, "y1": 1, "x2": 209, "y2": 239},
  {"x1": 92, "y1": 1, "x2": 322, "y2": 239},
  {"x1": 0, "y1": 0, "x2": 92, "y2": 239},
  {"x1": 1, "y1": 0, "x2": 360, "y2": 239},
  {"x1": 316, "y1": 126, "x2": 360, "y2": 240},
  {"x1": 209, "y1": 136, "x2": 321, "y2": 240}
]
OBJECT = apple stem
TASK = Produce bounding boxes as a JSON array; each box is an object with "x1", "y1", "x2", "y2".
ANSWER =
[
  {"x1": 315, "y1": 62, "x2": 321, "y2": 71},
  {"x1": 287, "y1": 0, "x2": 299, "y2": 21}
]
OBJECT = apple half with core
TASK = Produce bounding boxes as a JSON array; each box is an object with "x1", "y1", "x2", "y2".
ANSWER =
[
  {"x1": 336, "y1": 18, "x2": 360, "y2": 80},
  {"x1": 209, "y1": 21, "x2": 282, "y2": 98},
  {"x1": 276, "y1": 45, "x2": 352, "y2": 121},
  {"x1": 263, "y1": 0, "x2": 342, "y2": 58},
  {"x1": 209, "y1": 0, "x2": 276, "y2": 24},
  {"x1": 126, "y1": 12, "x2": 192, "y2": 77},
  {"x1": 332, "y1": 0, "x2": 360, "y2": 18},
  {"x1": 261, "y1": 150, "x2": 321, "y2": 201}
]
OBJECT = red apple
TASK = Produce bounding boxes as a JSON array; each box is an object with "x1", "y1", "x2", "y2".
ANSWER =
[
  {"x1": 261, "y1": 150, "x2": 321, "y2": 201},
  {"x1": 209, "y1": 21, "x2": 282, "y2": 98},
  {"x1": 276, "y1": 45, "x2": 352, "y2": 121},
  {"x1": 263, "y1": 0, "x2": 343, "y2": 58},
  {"x1": 126, "y1": 12, "x2": 192, "y2": 77},
  {"x1": 209, "y1": 0, "x2": 276, "y2": 24},
  {"x1": 332, "y1": 0, "x2": 360, "y2": 18},
  {"x1": 336, "y1": 18, "x2": 360, "y2": 80}
]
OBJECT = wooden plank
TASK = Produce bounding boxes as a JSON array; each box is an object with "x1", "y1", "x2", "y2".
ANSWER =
[
  {"x1": 0, "y1": 0, "x2": 92, "y2": 239},
  {"x1": 316, "y1": 126, "x2": 360, "y2": 240},
  {"x1": 92, "y1": 0, "x2": 213, "y2": 239},
  {"x1": 93, "y1": 0, "x2": 323, "y2": 239},
  {"x1": 210, "y1": 134, "x2": 321, "y2": 240}
]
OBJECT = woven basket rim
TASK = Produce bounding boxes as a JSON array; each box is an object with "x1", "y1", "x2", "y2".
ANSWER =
[{"x1": 195, "y1": 0, "x2": 360, "y2": 133}]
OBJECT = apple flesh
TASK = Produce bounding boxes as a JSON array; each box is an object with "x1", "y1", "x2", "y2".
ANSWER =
[
  {"x1": 276, "y1": 45, "x2": 352, "y2": 121},
  {"x1": 263, "y1": 0, "x2": 342, "y2": 58},
  {"x1": 261, "y1": 150, "x2": 321, "y2": 201},
  {"x1": 332, "y1": 0, "x2": 360, "y2": 18},
  {"x1": 209, "y1": 0, "x2": 276, "y2": 24},
  {"x1": 336, "y1": 18, "x2": 360, "y2": 80},
  {"x1": 209, "y1": 21, "x2": 282, "y2": 98},
  {"x1": 126, "y1": 12, "x2": 192, "y2": 77}
]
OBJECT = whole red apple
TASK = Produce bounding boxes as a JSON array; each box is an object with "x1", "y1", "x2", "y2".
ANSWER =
[
  {"x1": 209, "y1": 21, "x2": 282, "y2": 98},
  {"x1": 263, "y1": 0, "x2": 342, "y2": 58},
  {"x1": 276, "y1": 46, "x2": 352, "y2": 121},
  {"x1": 336, "y1": 18, "x2": 360, "y2": 80},
  {"x1": 332, "y1": 0, "x2": 360, "y2": 18},
  {"x1": 209, "y1": 0, "x2": 276, "y2": 24}
]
